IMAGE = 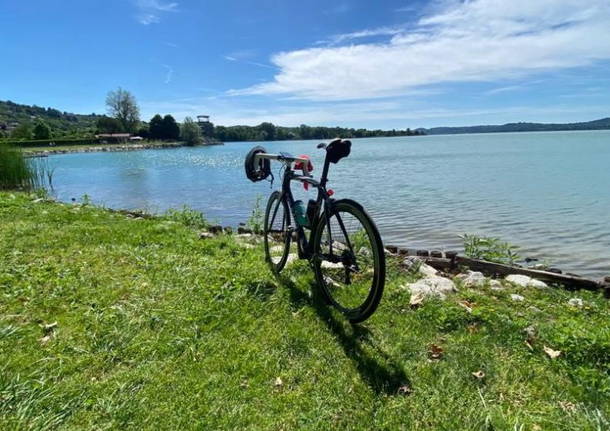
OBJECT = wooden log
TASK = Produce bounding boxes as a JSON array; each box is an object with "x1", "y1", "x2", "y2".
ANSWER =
[
  {"x1": 454, "y1": 256, "x2": 601, "y2": 291},
  {"x1": 445, "y1": 251, "x2": 458, "y2": 259},
  {"x1": 386, "y1": 245, "x2": 399, "y2": 254},
  {"x1": 420, "y1": 257, "x2": 454, "y2": 271}
]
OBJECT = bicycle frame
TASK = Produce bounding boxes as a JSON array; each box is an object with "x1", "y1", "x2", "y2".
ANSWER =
[{"x1": 270, "y1": 152, "x2": 352, "y2": 262}]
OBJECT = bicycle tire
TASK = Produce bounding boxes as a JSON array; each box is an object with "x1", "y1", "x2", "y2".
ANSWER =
[
  {"x1": 312, "y1": 199, "x2": 385, "y2": 323},
  {"x1": 263, "y1": 191, "x2": 291, "y2": 274}
]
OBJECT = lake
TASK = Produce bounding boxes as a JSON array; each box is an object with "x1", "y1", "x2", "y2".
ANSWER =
[{"x1": 47, "y1": 130, "x2": 610, "y2": 278}]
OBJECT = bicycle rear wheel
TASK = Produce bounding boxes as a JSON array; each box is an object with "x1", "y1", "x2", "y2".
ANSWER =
[
  {"x1": 264, "y1": 191, "x2": 291, "y2": 274},
  {"x1": 312, "y1": 199, "x2": 385, "y2": 323}
]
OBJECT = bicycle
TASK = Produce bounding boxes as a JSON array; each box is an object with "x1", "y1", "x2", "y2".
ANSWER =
[{"x1": 245, "y1": 138, "x2": 385, "y2": 323}]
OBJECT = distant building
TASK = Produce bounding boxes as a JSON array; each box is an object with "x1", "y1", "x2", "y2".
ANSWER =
[
  {"x1": 95, "y1": 133, "x2": 131, "y2": 142},
  {"x1": 197, "y1": 115, "x2": 214, "y2": 136}
]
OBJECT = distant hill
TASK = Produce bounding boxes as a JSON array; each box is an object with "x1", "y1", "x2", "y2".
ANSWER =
[
  {"x1": 0, "y1": 100, "x2": 100, "y2": 137},
  {"x1": 421, "y1": 117, "x2": 610, "y2": 135}
]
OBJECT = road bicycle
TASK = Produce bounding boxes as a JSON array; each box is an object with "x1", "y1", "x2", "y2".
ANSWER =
[{"x1": 245, "y1": 138, "x2": 385, "y2": 323}]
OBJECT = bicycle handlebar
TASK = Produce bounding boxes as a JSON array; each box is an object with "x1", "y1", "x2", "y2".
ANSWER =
[{"x1": 253, "y1": 152, "x2": 310, "y2": 165}]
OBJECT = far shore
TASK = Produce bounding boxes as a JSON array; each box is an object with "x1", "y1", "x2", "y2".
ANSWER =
[{"x1": 22, "y1": 140, "x2": 222, "y2": 157}]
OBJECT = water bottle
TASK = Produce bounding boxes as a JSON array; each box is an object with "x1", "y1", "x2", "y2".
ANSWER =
[{"x1": 293, "y1": 200, "x2": 309, "y2": 227}]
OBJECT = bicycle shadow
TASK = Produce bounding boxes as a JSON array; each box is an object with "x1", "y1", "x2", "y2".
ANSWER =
[{"x1": 278, "y1": 275, "x2": 411, "y2": 395}]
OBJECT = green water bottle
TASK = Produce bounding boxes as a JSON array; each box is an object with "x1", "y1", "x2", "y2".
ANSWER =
[{"x1": 293, "y1": 200, "x2": 309, "y2": 227}]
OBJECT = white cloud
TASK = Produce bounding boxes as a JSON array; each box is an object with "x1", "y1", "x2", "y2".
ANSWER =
[
  {"x1": 232, "y1": 0, "x2": 610, "y2": 100},
  {"x1": 134, "y1": 0, "x2": 178, "y2": 25},
  {"x1": 320, "y1": 25, "x2": 405, "y2": 46}
]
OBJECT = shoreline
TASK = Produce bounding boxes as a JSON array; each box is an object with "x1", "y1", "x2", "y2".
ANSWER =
[{"x1": 23, "y1": 140, "x2": 223, "y2": 157}]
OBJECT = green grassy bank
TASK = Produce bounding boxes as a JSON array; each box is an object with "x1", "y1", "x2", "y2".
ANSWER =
[{"x1": 1, "y1": 192, "x2": 608, "y2": 430}]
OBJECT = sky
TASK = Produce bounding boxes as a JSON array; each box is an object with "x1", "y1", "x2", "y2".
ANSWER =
[{"x1": 1, "y1": 0, "x2": 610, "y2": 129}]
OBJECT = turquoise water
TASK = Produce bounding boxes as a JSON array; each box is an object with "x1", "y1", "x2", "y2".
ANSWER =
[{"x1": 48, "y1": 130, "x2": 610, "y2": 278}]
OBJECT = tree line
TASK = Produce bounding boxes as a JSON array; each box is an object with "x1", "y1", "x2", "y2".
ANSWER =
[{"x1": 2, "y1": 88, "x2": 424, "y2": 144}]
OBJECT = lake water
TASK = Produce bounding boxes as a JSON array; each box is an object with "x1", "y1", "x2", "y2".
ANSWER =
[{"x1": 47, "y1": 130, "x2": 610, "y2": 278}]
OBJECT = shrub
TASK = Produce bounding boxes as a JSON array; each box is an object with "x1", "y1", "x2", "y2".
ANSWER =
[
  {"x1": 460, "y1": 233, "x2": 520, "y2": 265},
  {"x1": 180, "y1": 117, "x2": 202, "y2": 146},
  {"x1": 163, "y1": 205, "x2": 208, "y2": 229}
]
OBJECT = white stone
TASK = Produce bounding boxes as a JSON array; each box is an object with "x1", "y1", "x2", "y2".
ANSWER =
[
  {"x1": 404, "y1": 276, "x2": 456, "y2": 300},
  {"x1": 456, "y1": 271, "x2": 486, "y2": 288},
  {"x1": 199, "y1": 232, "x2": 214, "y2": 239},
  {"x1": 489, "y1": 279, "x2": 504, "y2": 290},
  {"x1": 510, "y1": 294, "x2": 525, "y2": 302},
  {"x1": 271, "y1": 253, "x2": 298, "y2": 265},
  {"x1": 402, "y1": 256, "x2": 438, "y2": 277},
  {"x1": 505, "y1": 274, "x2": 548, "y2": 289},
  {"x1": 321, "y1": 261, "x2": 344, "y2": 270},
  {"x1": 568, "y1": 298, "x2": 584, "y2": 307}
]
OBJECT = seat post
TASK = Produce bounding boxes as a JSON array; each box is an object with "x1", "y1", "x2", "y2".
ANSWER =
[{"x1": 320, "y1": 155, "x2": 331, "y2": 188}]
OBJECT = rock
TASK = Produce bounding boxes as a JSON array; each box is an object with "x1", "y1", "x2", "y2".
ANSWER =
[
  {"x1": 527, "y1": 305, "x2": 542, "y2": 313},
  {"x1": 223, "y1": 226, "x2": 233, "y2": 234},
  {"x1": 286, "y1": 254, "x2": 298, "y2": 266},
  {"x1": 239, "y1": 243, "x2": 255, "y2": 249},
  {"x1": 510, "y1": 294, "x2": 525, "y2": 302},
  {"x1": 358, "y1": 247, "x2": 372, "y2": 257},
  {"x1": 568, "y1": 298, "x2": 583, "y2": 307},
  {"x1": 270, "y1": 245, "x2": 285, "y2": 253},
  {"x1": 416, "y1": 250, "x2": 429, "y2": 257},
  {"x1": 456, "y1": 271, "x2": 486, "y2": 288},
  {"x1": 430, "y1": 250, "x2": 443, "y2": 258},
  {"x1": 237, "y1": 226, "x2": 253, "y2": 234},
  {"x1": 321, "y1": 261, "x2": 344, "y2": 269},
  {"x1": 402, "y1": 256, "x2": 438, "y2": 277},
  {"x1": 489, "y1": 279, "x2": 504, "y2": 290},
  {"x1": 208, "y1": 225, "x2": 223, "y2": 234},
  {"x1": 523, "y1": 325, "x2": 536, "y2": 339},
  {"x1": 404, "y1": 276, "x2": 456, "y2": 300},
  {"x1": 199, "y1": 232, "x2": 214, "y2": 239},
  {"x1": 505, "y1": 274, "x2": 548, "y2": 289},
  {"x1": 272, "y1": 253, "x2": 298, "y2": 266}
]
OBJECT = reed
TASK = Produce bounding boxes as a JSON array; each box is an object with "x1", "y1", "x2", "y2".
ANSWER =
[{"x1": 0, "y1": 143, "x2": 50, "y2": 190}]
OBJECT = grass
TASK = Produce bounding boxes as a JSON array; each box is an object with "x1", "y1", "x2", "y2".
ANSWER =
[{"x1": 1, "y1": 191, "x2": 609, "y2": 430}]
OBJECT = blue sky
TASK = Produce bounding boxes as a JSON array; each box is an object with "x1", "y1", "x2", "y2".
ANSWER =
[{"x1": 1, "y1": 0, "x2": 610, "y2": 128}]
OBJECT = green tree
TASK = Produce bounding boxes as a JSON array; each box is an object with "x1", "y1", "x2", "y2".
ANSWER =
[
  {"x1": 258, "y1": 122, "x2": 276, "y2": 140},
  {"x1": 137, "y1": 124, "x2": 150, "y2": 139},
  {"x1": 32, "y1": 121, "x2": 52, "y2": 140},
  {"x1": 10, "y1": 123, "x2": 32, "y2": 140},
  {"x1": 162, "y1": 115, "x2": 180, "y2": 140},
  {"x1": 95, "y1": 116, "x2": 123, "y2": 134},
  {"x1": 105, "y1": 87, "x2": 140, "y2": 133},
  {"x1": 149, "y1": 114, "x2": 164, "y2": 140},
  {"x1": 180, "y1": 117, "x2": 202, "y2": 146}
]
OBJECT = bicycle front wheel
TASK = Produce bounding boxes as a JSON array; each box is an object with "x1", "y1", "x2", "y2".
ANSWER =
[
  {"x1": 312, "y1": 199, "x2": 385, "y2": 323},
  {"x1": 264, "y1": 191, "x2": 291, "y2": 274}
]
